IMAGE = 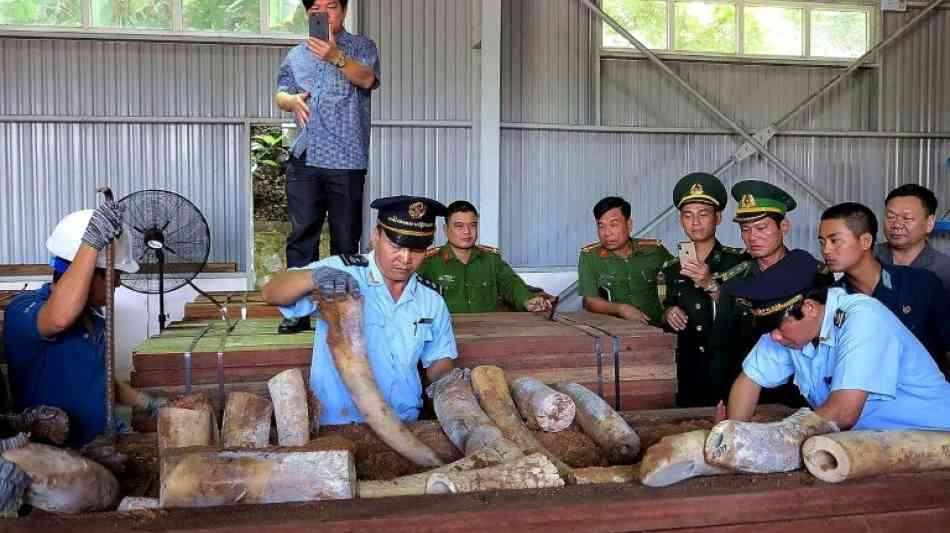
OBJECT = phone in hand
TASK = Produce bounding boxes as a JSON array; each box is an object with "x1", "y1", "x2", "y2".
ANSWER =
[
  {"x1": 678, "y1": 241, "x2": 697, "y2": 265},
  {"x1": 309, "y1": 11, "x2": 329, "y2": 41}
]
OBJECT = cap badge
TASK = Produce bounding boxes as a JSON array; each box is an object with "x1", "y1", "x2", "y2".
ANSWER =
[
  {"x1": 408, "y1": 201, "x2": 426, "y2": 220},
  {"x1": 902, "y1": 305, "x2": 911, "y2": 315},
  {"x1": 740, "y1": 194, "x2": 756, "y2": 209},
  {"x1": 690, "y1": 183, "x2": 704, "y2": 196}
]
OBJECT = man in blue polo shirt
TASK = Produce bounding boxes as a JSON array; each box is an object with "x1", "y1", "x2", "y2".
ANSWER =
[
  {"x1": 273, "y1": 0, "x2": 381, "y2": 334},
  {"x1": 3, "y1": 205, "x2": 164, "y2": 448},
  {"x1": 819, "y1": 202, "x2": 949, "y2": 376},
  {"x1": 262, "y1": 196, "x2": 457, "y2": 425}
]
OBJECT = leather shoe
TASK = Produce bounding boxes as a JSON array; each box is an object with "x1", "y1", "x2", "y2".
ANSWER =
[{"x1": 278, "y1": 316, "x2": 311, "y2": 334}]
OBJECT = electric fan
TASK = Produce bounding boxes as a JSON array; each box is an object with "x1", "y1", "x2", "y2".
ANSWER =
[{"x1": 118, "y1": 189, "x2": 218, "y2": 331}]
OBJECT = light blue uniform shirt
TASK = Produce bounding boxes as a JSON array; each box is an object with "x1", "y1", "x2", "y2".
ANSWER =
[
  {"x1": 279, "y1": 252, "x2": 458, "y2": 425},
  {"x1": 742, "y1": 288, "x2": 950, "y2": 431}
]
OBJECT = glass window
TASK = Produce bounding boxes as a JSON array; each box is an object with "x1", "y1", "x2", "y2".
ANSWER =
[
  {"x1": 744, "y1": 5, "x2": 802, "y2": 56},
  {"x1": 602, "y1": 0, "x2": 668, "y2": 49},
  {"x1": 0, "y1": 0, "x2": 81, "y2": 26},
  {"x1": 183, "y1": 0, "x2": 261, "y2": 33},
  {"x1": 91, "y1": 0, "x2": 172, "y2": 29},
  {"x1": 269, "y1": 0, "x2": 307, "y2": 34},
  {"x1": 674, "y1": 1, "x2": 736, "y2": 54},
  {"x1": 811, "y1": 9, "x2": 868, "y2": 58}
]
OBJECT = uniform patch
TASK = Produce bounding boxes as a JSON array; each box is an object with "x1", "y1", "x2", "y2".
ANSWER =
[
  {"x1": 722, "y1": 246, "x2": 746, "y2": 255},
  {"x1": 580, "y1": 241, "x2": 602, "y2": 254},
  {"x1": 834, "y1": 309, "x2": 846, "y2": 327},
  {"x1": 437, "y1": 274, "x2": 456, "y2": 285},
  {"x1": 340, "y1": 254, "x2": 369, "y2": 267},
  {"x1": 416, "y1": 276, "x2": 440, "y2": 292},
  {"x1": 476, "y1": 244, "x2": 502, "y2": 255},
  {"x1": 716, "y1": 260, "x2": 751, "y2": 282}
]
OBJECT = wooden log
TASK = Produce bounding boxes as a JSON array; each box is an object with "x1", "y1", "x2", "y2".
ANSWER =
[
  {"x1": 802, "y1": 430, "x2": 950, "y2": 483},
  {"x1": 157, "y1": 407, "x2": 213, "y2": 452},
  {"x1": 510, "y1": 377, "x2": 575, "y2": 432},
  {"x1": 425, "y1": 452, "x2": 564, "y2": 494},
  {"x1": 267, "y1": 368, "x2": 310, "y2": 447},
  {"x1": 639, "y1": 429, "x2": 730, "y2": 487},
  {"x1": 317, "y1": 287, "x2": 444, "y2": 467},
  {"x1": 470, "y1": 365, "x2": 575, "y2": 481},
  {"x1": 573, "y1": 464, "x2": 639, "y2": 485},
  {"x1": 553, "y1": 381, "x2": 641, "y2": 464},
  {"x1": 2, "y1": 442, "x2": 120, "y2": 514},
  {"x1": 221, "y1": 391, "x2": 273, "y2": 448},
  {"x1": 159, "y1": 442, "x2": 356, "y2": 508}
]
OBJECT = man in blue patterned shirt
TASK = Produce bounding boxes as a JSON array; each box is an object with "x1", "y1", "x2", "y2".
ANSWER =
[{"x1": 275, "y1": 0, "x2": 381, "y2": 334}]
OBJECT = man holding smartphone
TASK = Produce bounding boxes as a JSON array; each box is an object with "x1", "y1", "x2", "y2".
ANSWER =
[
  {"x1": 657, "y1": 173, "x2": 748, "y2": 407},
  {"x1": 273, "y1": 0, "x2": 381, "y2": 334}
]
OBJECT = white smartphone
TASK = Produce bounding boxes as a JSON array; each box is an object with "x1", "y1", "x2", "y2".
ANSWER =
[{"x1": 678, "y1": 241, "x2": 697, "y2": 264}]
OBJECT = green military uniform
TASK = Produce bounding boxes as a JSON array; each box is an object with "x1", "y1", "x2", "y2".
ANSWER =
[
  {"x1": 709, "y1": 180, "x2": 832, "y2": 406},
  {"x1": 658, "y1": 171, "x2": 749, "y2": 407},
  {"x1": 578, "y1": 238, "x2": 673, "y2": 326},
  {"x1": 417, "y1": 244, "x2": 535, "y2": 313}
]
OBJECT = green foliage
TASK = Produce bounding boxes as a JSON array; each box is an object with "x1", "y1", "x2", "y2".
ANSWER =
[
  {"x1": 0, "y1": 0, "x2": 80, "y2": 26},
  {"x1": 251, "y1": 130, "x2": 287, "y2": 175},
  {"x1": 251, "y1": 125, "x2": 290, "y2": 222},
  {"x1": 183, "y1": 0, "x2": 259, "y2": 33},
  {"x1": 269, "y1": 0, "x2": 306, "y2": 34},
  {"x1": 91, "y1": 0, "x2": 171, "y2": 29},
  {"x1": 744, "y1": 6, "x2": 802, "y2": 56},
  {"x1": 603, "y1": 0, "x2": 667, "y2": 49},
  {"x1": 811, "y1": 10, "x2": 867, "y2": 58},
  {"x1": 675, "y1": 2, "x2": 736, "y2": 54}
]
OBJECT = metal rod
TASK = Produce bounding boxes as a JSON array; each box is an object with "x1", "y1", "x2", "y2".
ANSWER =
[
  {"x1": 95, "y1": 186, "x2": 117, "y2": 441},
  {"x1": 775, "y1": 0, "x2": 948, "y2": 131},
  {"x1": 158, "y1": 250, "x2": 166, "y2": 332},
  {"x1": 577, "y1": 0, "x2": 831, "y2": 209},
  {"x1": 594, "y1": 337, "x2": 604, "y2": 399},
  {"x1": 500, "y1": 122, "x2": 950, "y2": 139},
  {"x1": 184, "y1": 324, "x2": 214, "y2": 394},
  {"x1": 612, "y1": 336, "x2": 621, "y2": 411}
]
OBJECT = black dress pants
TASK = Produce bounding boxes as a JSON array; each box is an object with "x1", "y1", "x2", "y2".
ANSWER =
[{"x1": 285, "y1": 154, "x2": 366, "y2": 268}]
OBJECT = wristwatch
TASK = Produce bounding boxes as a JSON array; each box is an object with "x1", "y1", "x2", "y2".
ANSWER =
[{"x1": 333, "y1": 53, "x2": 347, "y2": 69}]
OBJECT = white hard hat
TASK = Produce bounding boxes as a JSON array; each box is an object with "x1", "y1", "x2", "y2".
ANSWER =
[{"x1": 46, "y1": 210, "x2": 140, "y2": 274}]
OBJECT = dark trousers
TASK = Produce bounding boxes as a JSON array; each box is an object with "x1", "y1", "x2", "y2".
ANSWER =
[{"x1": 285, "y1": 154, "x2": 366, "y2": 268}]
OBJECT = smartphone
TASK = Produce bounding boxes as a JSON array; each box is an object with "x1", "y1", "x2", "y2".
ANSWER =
[
  {"x1": 678, "y1": 241, "x2": 697, "y2": 264},
  {"x1": 309, "y1": 11, "x2": 329, "y2": 41}
]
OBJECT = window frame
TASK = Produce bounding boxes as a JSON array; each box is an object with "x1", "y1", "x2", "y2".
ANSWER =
[
  {"x1": 600, "y1": 0, "x2": 878, "y2": 65},
  {"x1": 0, "y1": 0, "x2": 358, "y2": 44}
]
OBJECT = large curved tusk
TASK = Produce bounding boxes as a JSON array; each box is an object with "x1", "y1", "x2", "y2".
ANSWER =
[{"x1": 317, "y1": 287, "x2": 444, "y2": 467}]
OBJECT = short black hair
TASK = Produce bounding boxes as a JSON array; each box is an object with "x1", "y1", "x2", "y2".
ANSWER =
[
  {"x1": 446, "y1": 200, "x2": 478, "y2": 220},
  {"x1": 593, "y1": 197, "x2": 631, "y2": 220},
  {"x1": 821, "y1": 202, "x2": 878, "y2": 247},
  {"x1": 302, "y1": 0, "x2": 349, "y2": 10},
  {"x1": 885, "y1": 184, "x2": 938, "y2": 216}
]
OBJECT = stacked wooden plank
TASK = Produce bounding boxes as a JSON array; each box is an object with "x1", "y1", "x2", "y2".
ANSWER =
[{"x1": 133, "y1": 293, "x2": 676, "y2": 411}]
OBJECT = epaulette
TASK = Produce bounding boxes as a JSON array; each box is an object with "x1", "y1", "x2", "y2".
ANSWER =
[
  {"x1": 722, "y1": 246, "x2": 746, "y2": 255},
  {"x1": 424, "y1": 246, "x2": 440, "y2": 259},
  {"x1": 834, "y1": 309, "x2": 846, "y2": 328},
  {"x1": 416, "y1": 275, "x2": 440, "y2": 292},
  {"x1": 660, "y1": 257, "x2": 680, "y2": 270},
  {"x1": 476, "y1": 244, "x2": 502, "y2": 256},
  {"x1": 635, "y1": 238, "x2": 663, "y2": 248},
  {"x1": 580, "y1": 241, "x2": 602, "y2": 254},
  {"x1": 714, "y1": 259, "x2": 752, "y2": 282},
  {"x1": 340, "y1": 254, "x2": 369, "y2": 267},
  {"x1": 817, "y1": 261, "x2": 832, "y2": 275}
]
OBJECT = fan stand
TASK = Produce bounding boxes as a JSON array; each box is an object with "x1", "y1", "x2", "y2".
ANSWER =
[{"x1": 144, "y1": 228, "x2": 169, "y2": 332}]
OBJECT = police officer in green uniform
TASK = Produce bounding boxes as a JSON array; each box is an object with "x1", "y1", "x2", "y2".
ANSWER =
[
  {"x1": 710, "y1": 180, "x2": 833, "y2": 407},
  {"x1": 657, "y1": 173, "x2": 748, "y2": 407},
  {"x1": 417, "y1": 201, "x2": 552, "y2": 314},
  {"x1": 578, "y1": 196, "x2": 673, "y2": 326}
]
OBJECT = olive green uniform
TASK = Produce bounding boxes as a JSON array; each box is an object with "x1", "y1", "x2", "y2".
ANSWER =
[
  {"x1": 658, "y1": 241, "x2": 749, "y2": 407},
  {"x1": 417, "y1": 244, "x2": 534, "y2": 313},
  {"x1": 577, "y1": 238, "x2": 673, "y2": 326}
]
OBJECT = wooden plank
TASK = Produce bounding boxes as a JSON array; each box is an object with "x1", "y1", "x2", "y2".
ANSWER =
[{"x1": 0, "y1": 263, "x2": 237, "y2": 276}]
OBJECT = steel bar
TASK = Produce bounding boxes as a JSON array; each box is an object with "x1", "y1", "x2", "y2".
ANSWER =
[
  {"x1": 96, "y1": 186, "x2": 117, "y2": 440},
  {"x1": 578, "y1": 0, "x2": 831, "y2": 210}
]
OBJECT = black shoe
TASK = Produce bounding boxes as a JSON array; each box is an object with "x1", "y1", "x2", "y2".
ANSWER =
[{"x1": 278, "y1": 316, "x2": 311, "y2": 334}]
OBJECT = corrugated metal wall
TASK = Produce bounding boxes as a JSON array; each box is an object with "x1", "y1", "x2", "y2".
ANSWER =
[
  {"x1": 0, "y1": 0, "x2": 477, "y2": 268},
  {"x1": 500, "y1": 2, "x2": 950, "y2": 267}
]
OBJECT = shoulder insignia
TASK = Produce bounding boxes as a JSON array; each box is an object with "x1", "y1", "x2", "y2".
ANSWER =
[
  {"x1": 817, "y1": 261, "x2": 831, "y2": 275},
  {"x1": 424, "y1": 246, "x2": 440, "y2": 259},
  {"x1": 660, "y1": 258, "x2": 680, "y2": 270},
  {"x1": 416, "y1": 275, "x2": 440, "y2": 292},
  {"x1": 340, "y1": 254, "x2": 369, "y2": 267},
  {"x1": 723, "y1": 246, "x2": 746, "y2": 255},
  {"x1": 635, "y1": 238, "x2": 663, "y2": 249},
  {"x1": 715, "y1": 260, "x2": 752, "y2": 282},
  {"x1": 834, "y1": 309, "x2": 846, "y2": 328},
  {"x1": 476, "y1": 244, "x2": 502, "y2": 256},
  {"x1": 581, "y1": 241, "x2": 602, "y2": 254}
]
